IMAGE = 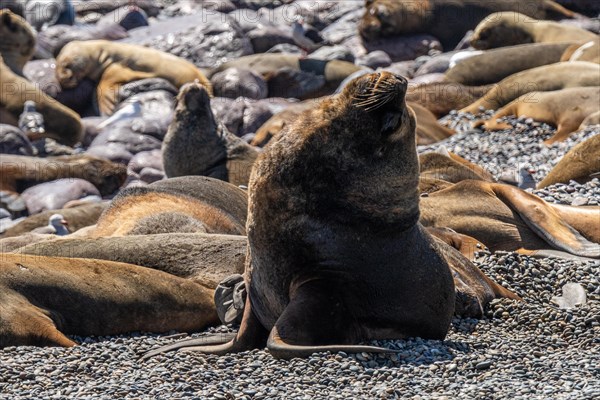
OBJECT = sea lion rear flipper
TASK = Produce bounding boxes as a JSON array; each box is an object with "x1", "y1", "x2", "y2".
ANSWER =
[
  {"x1": 97, "y1": 64, "x2": 156, "y2": 116},
  {"x1": 141, "y1": 296, "x2": 268, "y2": 360},
  {"x1": 492, "y1": 184, "x2": 600, "y2": 258},
  {"x1": 266, "y1": 279, "x2": 399, "y2": 360}
]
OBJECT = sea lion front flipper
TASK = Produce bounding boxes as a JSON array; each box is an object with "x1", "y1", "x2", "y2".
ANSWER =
[
  {"x1": 266, "y1": 279, "x2": 399, "y2": 360},
  {"x1": 141, "y1": 296, "x2": 268, "y2": 360},
  {"x1": 492, "y1": 184, "x2": 600, "y2": 258},
  {"x1": 97, "y1": 64, "x2": 156, "y2": 116}
]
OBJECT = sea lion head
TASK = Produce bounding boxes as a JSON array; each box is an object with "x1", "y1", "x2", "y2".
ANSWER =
[
  {"x1": 55, "y1": 42, "x2": 94, "y2": 88},
  {"x1": 0, "y1": 9, "x2": 36, "y2": 63},
  {"x1": 256, "y1": 72, "x2": 419, "y2": 228},
  {"x1": 359, "y1": 0, "x2": 429, "y2": 41},
  {"x1": 174, "y1": 81, "x2": 217, "y2": 128},
  {"x1": 471, "y1": 12, "x2": 534, "y2": 50}
]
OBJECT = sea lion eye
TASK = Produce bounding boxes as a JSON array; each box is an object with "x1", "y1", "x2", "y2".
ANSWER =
[{"x1": 381, "y1": 112, "x2": 401, "y2": 136}]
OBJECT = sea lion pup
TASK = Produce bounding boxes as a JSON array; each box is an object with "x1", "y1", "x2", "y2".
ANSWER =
[
  {"x1": 538, "y1": 134, "x2": 600, "y2": 188},
  {"x1": 0, "y1": 56, "x2": 82, "y2": 146},
  {"x1": 0, "y1": 154, "x2": 126, "y2": 196},
  {"x1": 561, "y1": 39, "x2": 600, "y2": 64},
  {"x1": 17, "y1": 233, "x2": 247, "y2": 290},
  {"x1": 445, "y1": 42, "x2": 575, "y2": 86},
  {"x1": 406, "y1": 82, "x2": 492, "y2": 117},
  {"x1": 55, "y1": 40, "x2": 212, "y2": 115},
  {"x1": 90, "y1": 176, "x2": 247, "y2": 238},
  {"x1": 0, "y1": 9, "x2": 36, "y2": 75},
  {"x1": 162, "y1": 83, "x2": 259, "y2": 187},
  {"x1": 208, "y1": 54, "x2": 363, "y2": 99},
  {"x1": 0, "y1": 253, "x2": 219, "y2": 348},
  {"x1": 471, "y1": 12, "x2": 597, "y2": 50},
  {"x1": 0, "y1": 202, "x2": 106, "y2": 239},
  {"x1": 420, "y1": 180, "x2": 600, "y2": 258},
  {"x1": 460, "y1": 61, "x2": 600, "y2": 114},
  {"x1": 359, "y1": 0, "x2": 578, "y2": 50},
  {"x1": 475, "y1": 87, "x2": 600, "y2": 144},
  {"x1": 144, "y1": 72, "x2": 519, "y2": 360}
]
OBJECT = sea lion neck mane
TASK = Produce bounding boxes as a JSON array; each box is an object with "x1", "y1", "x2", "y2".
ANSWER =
[{"x1": 262, "y1": 72, "x2": 419, "y2": 231}]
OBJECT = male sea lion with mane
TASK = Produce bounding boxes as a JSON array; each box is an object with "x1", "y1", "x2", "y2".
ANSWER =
[{"x1": 144, "y1": 72, "x2": 519, "y2": 360}]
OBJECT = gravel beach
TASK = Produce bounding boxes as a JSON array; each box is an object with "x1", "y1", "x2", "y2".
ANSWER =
[{"x1": 1, "y1": 117, "x2": 598, "y2": 400}]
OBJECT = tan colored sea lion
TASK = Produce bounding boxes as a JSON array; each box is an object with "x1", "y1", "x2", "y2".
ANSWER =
[
  {"x1": 144, "y1": 72, "x2": 519, "y2": 360},
  {"x1": 0, "y1": 56, "x2": 83, "y2": 146},
  {"x1": 162, "y1": 82, "x2": 259, "y2": 186},
  {"x1": 407, "y1": 82, "x2": 493, "y2": 117},
  {"x1": 420, "y1": 180, "x2": 600, "y2": 258},
  {"x1": 0, "y1": 154, "x2": 126, "y2": 196},
  {"x1": 410, "y1": 102, "x2": 455, "y2": 145},
  {"x1": 55, "y1": 40, "x2": 212, "y2": 115},
  {"x1": 476, "y1": 87, "x2": 600, "y2": 144},
  {"x1": 0, "y1": 253, "x2": 218, "y2": 347},
  {"x1": 538, "y1": 134, "x2": 600, "y2": 188},
  {"x1": 419, "y1": 149, "x2": 495, "y2": 184},
  {"x1": 91, "y1": 176, "x2": 247, "y2": 238},
  {"x1": 209, "y1": 54, "x2": 363, "y2": 100},
  {"x1": 445, "y1": 42, "x2": 575, "y2": 85},
  {"x1": 17, "y1": 233, "x2": 247, "y2": 290},
  {"x1": 460, "y1": 61, "x2": 600, "y2": 113},
  {"x1": 359, "y1": 0, "x2": 578, "y2": 50},
  {"x1": 0, "y1": 9, "x2": 36, "y2": 75},
  {"x1": 471, "y1": 12, "x2": 597, "y2": 50},
  {"x1": 0, "y1": 202, "x2": 106, "y2": 239},
  {"x1": 561, "y1": 39, "x2": 600, "y2": 64}
]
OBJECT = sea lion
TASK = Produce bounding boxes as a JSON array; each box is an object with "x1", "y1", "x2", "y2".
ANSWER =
[
  {"x1": 0, "y1": 202, "x2": 106, "y2": 238},
  {"x1": 144, "y1": 72, "x2": 518, "y2": 360},
  {"x1": 420, "y1": 180, "x2": 600, "y2": 258},
  {"x1": 419, "y1": 149, "x2": 495, "y2": 184},
  {"x1": 0, "y1": 9, "x2": 36, "y2": 75},
  {"x1": 359, "y1": 0, "x2": 578, "y2": 50},
  {"x1": 410, "y1": 102, "x2": 455, "y2": 145},
  {"x1": 476, "y1": 87, "x2": 600, "y2": 144},
  {"x1": 91, "y1": 176, "x2": 247, "y2": 238},
  {"x1": 460, "y1": 61, "x2": 600, "y2": 113},
  {"x1": 445, "y1": 42, "x2": 575, "y2": 85},
  {"x1": 0, "y1": 253, "x2": 218, "y2": 347},
  {"x1": 162, "y1": 83, "x2": 259, "y2": 186},
  {"x1": 55, "y1": 40, "x2": 212, "y2": 115},
  {"x1": 407, "y1": 82, "x2": 493, "y2": 117},
  {"x1": 0, "y1": 56, "x2": 83, "y2": 146},
  {"x1": 17, "y1": 233, "x2": 247, "y2": 290},
  {"x1": 0, "y1": 154, "x2": 126, "y2": 196},
  {"x1": 538, "y1": 134, "x2": 600, "y2": 188},
  {"x1": 208, "y1": 54, "x2": 363, "y2": 100},
  {"x1": 251, "y1": 100, "x2": 321, "y2": 147},
  {"x1": 470, "y1": 12, "x2": 597, "y2": 50},
  {"x1": 561, "y1": 39, "x2": 600, "y2": 63}
]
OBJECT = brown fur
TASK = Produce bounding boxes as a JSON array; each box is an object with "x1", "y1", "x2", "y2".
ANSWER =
[
  {"x1": 0, "y1": 56, "x2": 83, "y2": 146},
  {"x1": 0, "y1": 253, "x2": 219, "y2": 347},
  {"x1": 162, "y1": 83, "x2": 259, "y2": 187},
  {"x1": 461, "y1": 61, "x2": 600, "y2": 113},
  {"x1": 55, "y1": 40, "x2": 212, "y2": 115},
  {"x1": 0, "y1": 202, "x2": 106, "y2": 239},
  {"x1": 251, "y1": 100, "x2": 321, "y2": 147},
  {"x1": 419, "y1": 151, "x2": 495, "y2": 184},
  {"x1": 91, "y1": 176, "x2": 247, "y2": 237},
  {"x1": 446, "y1": 42, "x2": 575, "y2": 85},
  {"x1": 407, "y1": 82, "x2": 493, "y2": 117},
  {"x1": 359, "y1": 0, "x2": 578, "y2": 50},
  {"x1": 420, "y1": 180, "x2": 600, "y2": 258},
  {"x1": 471, "y1": 12, "x2": 597, "y2": 50},
  {"x1": 17, "y1": 233, "x2": 247, "y2": 290},
  {"x1": 538, "y1": 134, "x2": 600, "y2": 188},
  {"x1": 477, "y1": 87, "x2": 600, "y2": 144},
  {"x1": 0, "y1": 154, "x2": 126, "y2": 196},
  {"x1": 146, "y1": 73, "x2": 518, "y2": 360},
  {"x1": 410, "y1": 102, "x2": 455, "y2": 145},
  {"x1": 0, "y1": 9, "x2": 36, "y2": 75}
]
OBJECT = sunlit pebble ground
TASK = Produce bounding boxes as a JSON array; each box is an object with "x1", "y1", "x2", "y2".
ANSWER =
[{"x1": 1, "y1": 112, "x2": 599, "y2": 399}]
